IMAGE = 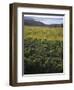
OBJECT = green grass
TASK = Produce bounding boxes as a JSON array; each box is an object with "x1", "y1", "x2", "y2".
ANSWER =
[
  {"x1": 24, "y1": 25, "x2": 63, "y2": 74},
  {"x1": 24, "y1": 26, "x2": 63, "y2": 41}
]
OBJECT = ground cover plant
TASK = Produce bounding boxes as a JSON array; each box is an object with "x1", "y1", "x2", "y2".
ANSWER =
[{"x1": 24, "y1": 25, "x2": 63, "y2": 74}]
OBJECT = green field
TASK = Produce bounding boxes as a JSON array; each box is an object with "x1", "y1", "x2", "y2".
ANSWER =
[
  {"x1": 24, "y1": 26, "x2": 63, "y2": 74},
  {"x1": 24, "y1": 26, "x2": 63, "y2": 41}
]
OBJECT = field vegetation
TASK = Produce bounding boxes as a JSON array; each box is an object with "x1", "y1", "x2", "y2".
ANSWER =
[{"x1": 24, "y1": 26, "x2": 63, "y2": 74}]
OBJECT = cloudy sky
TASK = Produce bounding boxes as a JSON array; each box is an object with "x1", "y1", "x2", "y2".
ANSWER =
[{"x1": 24, "y1": 15, "x2": 63, "y2": 25}]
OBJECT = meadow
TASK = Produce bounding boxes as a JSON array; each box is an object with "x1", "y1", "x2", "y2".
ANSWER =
[
  {"x1": 24, "y1": 26, "x2": 63, "y2": 74},
  {"x1": 24, "y1": 26, "x2": 63, "y2": 41}
]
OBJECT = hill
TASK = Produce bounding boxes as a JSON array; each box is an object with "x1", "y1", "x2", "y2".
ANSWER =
[{"x1": 24, "y1": 17, "x2": 63, "y2": 27}]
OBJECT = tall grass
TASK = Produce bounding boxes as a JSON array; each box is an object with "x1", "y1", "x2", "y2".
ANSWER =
[
  {"x1": 24, "y1": 26, "x2": 63, "y2": 41},
  {"x1": 24, "y1": 25, "x2": 63, "y2": 74}
]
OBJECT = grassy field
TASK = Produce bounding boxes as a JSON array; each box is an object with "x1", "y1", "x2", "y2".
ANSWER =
[
  {"x1": 24, "y1": 26, "x2": 63, "y2": 41},
  {"x1": 24, "y1": 26, "x2": 63, "y2": 74}
]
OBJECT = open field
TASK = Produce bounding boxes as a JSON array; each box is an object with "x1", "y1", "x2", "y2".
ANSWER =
[
  {"x1": 24, "y1": 26, "x2": 63, "y2": 74},
  {"x1": 24, "y1": 26, "x2": 63, "y2": 41}
]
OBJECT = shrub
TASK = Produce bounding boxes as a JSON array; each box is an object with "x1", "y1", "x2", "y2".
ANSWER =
[{"x1": 24, "y1": 38, "x2": 63, "y2": 74}]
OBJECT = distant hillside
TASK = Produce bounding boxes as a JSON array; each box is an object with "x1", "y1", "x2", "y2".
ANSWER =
[
  {"x1": 47, "y1": 24, "x2": 63, "y2": 27},
  {"x1": 24, "y1": 17, "x2": 45, "y2": 26},
  {"x1": 24, "y1": 17, "x2": 63, "y2": 27}
]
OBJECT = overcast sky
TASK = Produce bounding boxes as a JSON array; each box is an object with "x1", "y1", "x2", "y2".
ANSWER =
[{"x1": 24, "y1": 15, "x2": 63, "y2": 25}]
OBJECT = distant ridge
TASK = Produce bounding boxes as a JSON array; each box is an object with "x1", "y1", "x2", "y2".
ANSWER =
[
  {"x1": 24, "y1": 17, "x2": 45, "y2": 26},
  {"x1": 24, "y1": 17, "x2": 63, "y2": 27}
]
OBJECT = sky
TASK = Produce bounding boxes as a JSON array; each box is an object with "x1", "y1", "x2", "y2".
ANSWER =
[{"x1": 24, "y1": 15, "x2": 63, "y2": 25}]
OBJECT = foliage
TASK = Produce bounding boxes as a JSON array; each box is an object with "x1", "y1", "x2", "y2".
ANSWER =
[
  {"x1": 24, "y1": 26, "x2": 63, "y2": 74},
  {"x1": 24, "y1": 26, "x2": 63, "y2": 41}
]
